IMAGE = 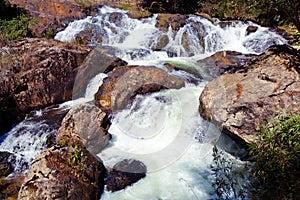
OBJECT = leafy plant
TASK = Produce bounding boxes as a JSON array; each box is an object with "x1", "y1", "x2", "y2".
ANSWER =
[
  {"x1": 41, "y1": 29, "x2": 55, "y2": 39},
  {"x1": 0, "y1": 14, "x2": 38, "y2": 41},
  {"x1": 211, "y1": 145, "x2": 248, "y2": 200},
  {"x1": 249, "y1": 112, "x2": 300, "y2": 199},
  {"x1": 248, "y1": 0, "x2": 300, "y2": 32},
  {"x1": 142, "y1": 0, "x2": 200, "y2": 14},
  {"x1": 59, "y1": 140, "x2": 67, "y2": 147},
  {"x1": 71, "y1": 144, "x2": 84, "y2": 165}
]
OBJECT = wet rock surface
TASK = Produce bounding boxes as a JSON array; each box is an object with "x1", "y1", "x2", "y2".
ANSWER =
[
  {"x1": 0, "y1": 38, "x2": 90, "y2": 135},
  {"x1": 199, "y1": 45, "x2": 300, "y2": 144},
  {"x1": 73, "y1": 46, "x2": 127, "y2": 99},
  {"x1": 18, "y1": 102, "x2": 110, "y2": 199},
  {"x1": 106, "y1": 159, "x2": 147, "y2": 192},
  {"x1": 0, "y1": 151, "x2": 15, "y2": 177},
  {"x1": 156, "y1": 13, "x2": 188, "y2": 32},
  {"x1": 246, "y1": 25, "x2": 258, "y2": 35},
  {"x1": 95, "y1": 65, "x2": 185, "y2": 114},
  {"x1": 0, "y1": 173, "x2": 25, "y2": 199},
  {"x1": 197, "y1": 50, "x2": 256, "y2": 80}
]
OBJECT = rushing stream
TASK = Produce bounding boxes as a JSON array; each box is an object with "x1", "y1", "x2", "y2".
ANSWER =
[{"x1": 0, "y1": 6, "x2": 287, "y2": 200}]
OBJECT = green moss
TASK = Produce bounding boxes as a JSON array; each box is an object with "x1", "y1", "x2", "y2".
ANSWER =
[
  {"x1": 164, "y1": 60, "x2": 202, "y2": 77},
  {"x1": 120, "y1": 3, "x2": 132, "y2": 11}
]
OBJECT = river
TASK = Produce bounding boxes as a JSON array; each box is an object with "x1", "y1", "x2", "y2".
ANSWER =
[{"x1": 0, "y1": 6, "x2": 287, "y2": 200}]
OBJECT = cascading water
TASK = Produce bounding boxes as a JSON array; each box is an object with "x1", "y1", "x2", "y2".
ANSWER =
[
  {"x1": 55, "y1": 6, "x2": 286, "y2": 59},
  {"x1": 1, "y1": 5, "x2": 287, "y2": 199}
]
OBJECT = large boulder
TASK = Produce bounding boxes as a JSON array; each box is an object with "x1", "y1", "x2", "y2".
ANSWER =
[
  {"x1": 18, "y1": 145, "x2": 106, "y2": 200},
  {"x1": 197, "y1": 51, "x2": 256, "y2": 80},
  {"x1": 95, "y1": 65, "x2": 185, "y2": 114},
  {"x1": 199, "y1": 45, "x2": 300, "y2": 144},
  {"x1": 56, "y1": 103, "x2": 111, "y2": 155},
  {"x1": 18, "y1": 103, "x2": 109, "y2": 199},
  {"x1": 8, "y1": 0, "x2": 86, "y2": 36},
  {"x1": 105, "y1": 159, "x2": 147, "y2": 192},
  {"x1": 0, "y1": 38, "x2": 90, "y2": 135},
  {"x1": 72, "y1": 46, "x2": 127, "y2": 99}
]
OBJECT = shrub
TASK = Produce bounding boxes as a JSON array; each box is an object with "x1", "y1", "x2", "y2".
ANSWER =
[
  {"x1": 249, "y1": 112, "x2": 300, "y2": 199},
  {"x1": 142, "y1": 0, "x2": 200, "y2": 14},
  {"x1": 211, "y1": 145, "x2": 248, "y2": 199},
  {"x1": 0, "y1": 14, "x2": 37, "y2": 41}
]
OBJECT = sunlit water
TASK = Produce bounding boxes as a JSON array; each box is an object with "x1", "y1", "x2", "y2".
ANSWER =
[{"x1": 0, "y1": 6, "x2": 287, "y2": 199}]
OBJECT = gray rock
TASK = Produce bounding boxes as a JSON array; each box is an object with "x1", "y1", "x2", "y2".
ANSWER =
[
  {"x1": 72, "y1": 46, "x2": 127, "y2": 99},
  {"x1": 56, "y1": 103, "x2": 111, "y2": 155},
  {"x1": 106, "y1": 159, "x2": 147, "y2": 192}
]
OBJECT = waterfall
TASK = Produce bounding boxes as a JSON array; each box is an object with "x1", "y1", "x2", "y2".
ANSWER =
[
  {"x1": 1, "y1": 5, "x2": 287, "y2": 199},
  {"x1": 55, "y1": 6, "x2": 286, "y2": 59}
]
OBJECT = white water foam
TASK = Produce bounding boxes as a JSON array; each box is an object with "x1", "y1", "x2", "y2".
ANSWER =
[{"x1": 0, "y1": 5, "x2": 288, "y2": 199}]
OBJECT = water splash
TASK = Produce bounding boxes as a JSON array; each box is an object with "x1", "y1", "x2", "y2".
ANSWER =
[
  {"x1": 55, "y1": 6, "x2": 286, "y2": 59},
  {"x1": 0, "y1": 5, "x2": 288, "y2": 200}
]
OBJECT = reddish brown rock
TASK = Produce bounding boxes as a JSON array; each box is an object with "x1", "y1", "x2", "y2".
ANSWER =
[
  {"x1": 95, "y1": 65, "x2": 185, "y2": 114},
  {"x1": 0, "y1": 173, "x2": 25, "y2": 199},
  {"x1": 246, "y1": 25, "x2": 258, "y2": 35},
  {"x1": 18, "y1": 103, "x2": 108, "y2": 199},
  {"x1": 18, "y1": 145, "x2": 106, "y2": 200},
  {"x1": 0, "y1": 38, "x2": 91, "y2": 134},
  {"x1": 199, "y1": 45, "x2": 300, "y2": 144},
  {"x1": 127, "y1": 7, "x2": 152, "y2": 19},
  {"x1": 8, "y1": 0, "x2": 86, "y2": 36}
]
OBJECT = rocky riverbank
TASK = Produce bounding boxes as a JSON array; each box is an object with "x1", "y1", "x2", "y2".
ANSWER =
[
  {"x1": 0, "y1": 1, "x2": 296, "y2": 199},
  {"x1": 199, "y1": 45, "x2": 300, "y2": 144},
  {"x1": 0, "y1": 38, "x2": 90, "y2": 135}
]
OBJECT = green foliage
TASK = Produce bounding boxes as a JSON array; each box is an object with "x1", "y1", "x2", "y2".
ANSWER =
[
  {"x1": 41, "y1": 29, "x2": 55, "y2": 39},
  {"x1": 198, "y1": 0, "x2": 300, "y2": 33},
  {"x1": 142, "y1": 0, "x2": 200, "y2": 14},
  {"x1": 198, "y1": 0, "x2": 251, "y2": 21},
  {"x1": 120, "y1": 3, "x2": 132, "y2": 11},
  {"x1": 59, "y1": 140, "x2": 67, "y2": 147},
  {"x1": 0, "y1": 14, "x2": 37, "y2": 41},
  {"x1": 211, "y1": 145, "x2": 248, "y2": 199},
  {"x1": 249, "y1": 112, "x2": 300, "y2": 199},
  {"x1": 71, "y1": 144, "x2": 84, "y2": 165}
]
